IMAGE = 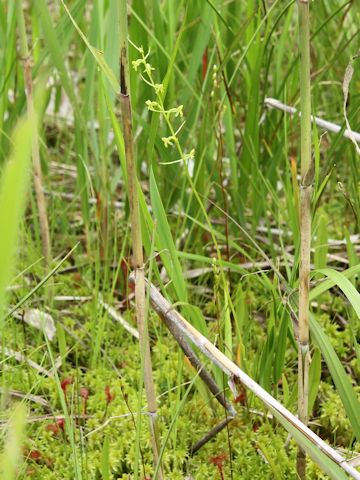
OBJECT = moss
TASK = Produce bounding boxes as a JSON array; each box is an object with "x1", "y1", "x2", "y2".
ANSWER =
[{"x1": 318, "y1": 383, "x2": 355, "y2": 446}]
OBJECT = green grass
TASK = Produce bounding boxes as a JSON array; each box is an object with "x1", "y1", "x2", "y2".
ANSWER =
[{"x1": 0, "y1": 1, "x2": 360, "y2": 478}]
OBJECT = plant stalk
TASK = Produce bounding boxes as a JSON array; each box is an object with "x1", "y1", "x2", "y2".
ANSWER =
[
  {"x1": 15, "y1": 0, "x2": 52, "y2": 268},
  {"x1": 297, "y1": 1, "x2": 313, "y2": 478},
  {"x1": 118, "y1": 2, "x2": 163, "y2": 478}
]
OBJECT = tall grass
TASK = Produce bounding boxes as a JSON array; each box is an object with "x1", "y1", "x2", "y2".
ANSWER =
[
  {"x1": 0, "y1": 88, "x2": 38, "y2": 479},
  {"x1": 15, "y1": 0, "x2": 52, "y2": 268},
  {"x1": 0, "y1": 1, "x2": 359, "y2": 478}
]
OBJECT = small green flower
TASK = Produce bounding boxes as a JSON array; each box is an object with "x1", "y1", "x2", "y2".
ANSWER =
[
  {"x1": 161, "y1": 135, "x2": 176, "y2": 147},
  {"x1": 144, "y1": 62, "x2": 154, "y2": 76},
  {"x1": 154, "y1": 83, "x2": 164, "y2": 95},
  {"x1": 167, "y1": 105, "x2": 184, "y2": 118},
  {"x1": 132, "y1": 58, "x2": 143, "y2": 71},
  {"x1": 145, "y1": 100, "x2": 161, "y2": 112}
]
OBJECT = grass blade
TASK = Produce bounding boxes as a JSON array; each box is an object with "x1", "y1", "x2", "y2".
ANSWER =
[
  {"x1": 310, "y1": 264, "x2": 360, "y2": 300},
  {"x1": 315, "y1": 268, "x2": 360, "y2": 318},
  {"x1": 150, "y1": 168, "x2": 187, "y2": 302},
  {"x1": 0, "y1": 117, "x2": 33, "y2": 316},
  {"x1": 310, "y1": 313, "x2": 360, "y2": 442}
]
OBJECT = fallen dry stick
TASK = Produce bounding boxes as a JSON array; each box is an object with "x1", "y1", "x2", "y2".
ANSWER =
[
  {"x1": 265, "y1": 97, "x2": 360, "y2": 144},
  {"x1": 99, "y1": 298, "x2": 139, "y2": 340},
  {"x1": 0, "y1": 387, "x2": 51, "y2": 410},
  {"x1": 1, "y1": 347, "x2": 55, "y2": 378}
]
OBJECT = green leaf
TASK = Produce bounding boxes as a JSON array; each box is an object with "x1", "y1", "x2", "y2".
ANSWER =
[
  {"x1": 0, "y1": 117, "x2": 33, "y2": 316},
  {"x1": 308, "y1": 347, "x2": 321, "y2": 415},
  {"x1": 223, "y1": 290, "x2": 232, "y2": 359},
  {"x1": 150, "y1": 168, "x2": 187, "y2": 302},
  {"x1": 0, "y1": 404, "x2": 27, "y2": 480},
  {"x1": 60, "y1": 0, "x2": 119, "y2": 93},
  {"x1": 35, "y1": 0, "x2": 75, "y2": 102},
  {"x1": 315, "y1": 268, "x2": 360, "y2": 318},
  {"x1": 345, "y1": 227, "x2": 359, "y2": 283},
  {"x1": 150, "y1": 169, "x2": 207, "y2": 334},
  {"x1": 3, "y1": 244, "x2": 79, "y2": 321},
  {"x1": 314, "y1": 213, "x2": 328, "y2": 270},
  {"x1": 310, "y1": 314, "x2": 360, "y2": 442},
  {"x1": 104, "y1": 87, "x2": 127, "y2": 186},
  {"x1": 310, "y1": 264, "x2": 360, "y2": 300},
  {"x1": 273, "y1": 311, "x2": 289, "y2": 383},
  {"x1": 101, "y1": 435, "x2": 110, "y2": 480}
]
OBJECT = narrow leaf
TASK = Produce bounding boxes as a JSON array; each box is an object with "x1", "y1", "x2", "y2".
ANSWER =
[
  {"x1": 310, "y1": 314, "x2": 360, "y2": 442},
  {"x1": 0, "y1": 118, "x2": 33, "y2": 316},
  {"x1": 316, "y1": 268, "x2": 360, "y2": 318}
]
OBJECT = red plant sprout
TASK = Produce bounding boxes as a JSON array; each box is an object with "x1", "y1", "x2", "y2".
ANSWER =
[
  {"x1": 252, "y1": 421, "x2": 260, "y2": 433},
  {"x1": 60, "y1": 377, "x2": 73, "y2": 411},
  {"x1": 80, "y1": 387, "x2": 89, "y2": 415},
  {"x1": 57, "y1": 418, "x2": 65, "y2": 432},
  {"x1": 60, "y1": 377, "x2": 72, "y2": 393},
  {"x1": 209, "y1": 452, "x2": 228, "y2": 480},
  {"x1": 120, "y1": 258, "x2": 129, "y2": 282},
  {"x1": 80, "y1": 387, "x2": 89, "y2": 400},
  {"x1": 104, "y1": 385, "x2": 114, "y2": 404},
  {"x1": 233, "y1": 391, "x2": 246, "y2": 405},
  {"x1": 102, "y1": 385, "x2": 115, "y2": 420},
  {"x1": 60, "y1": 377, "x2": 73, "y2": 406},
  {"x1": 45, "y1": 423, "x2": 59, "y2": 435},
  {"x1": 23, "y1": 446, "x2": 42, "y2": 462},
  {"x1": 28, "y1": 449, "x2": 42, "y2": 461},
  {"x1": 45, "y1": 417, "x2": 65, "y2": 436}
]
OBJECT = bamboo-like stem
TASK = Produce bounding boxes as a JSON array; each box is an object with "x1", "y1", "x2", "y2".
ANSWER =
[
  {"x1": 297, "y1": 1, "x2": 313, "y2": 478},
  {"x1": 15, "y1": 0, "x2": 52, "y2": 268},
  {"x1": 118, "y1": 2, "x2": 163, "y2": 478}
]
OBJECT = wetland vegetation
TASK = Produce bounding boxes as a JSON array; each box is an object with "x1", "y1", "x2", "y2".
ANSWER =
[{"x1": 0, "y1": 1, "x2": 360, "y2": 478}]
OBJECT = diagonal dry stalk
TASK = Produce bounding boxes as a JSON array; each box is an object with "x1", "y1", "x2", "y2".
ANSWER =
[
  {"x1": 297, "y1": 1, "x2": 313, "y2": 478},
  {"x1": 118, "y1": 2, "x2": 162, "y2": 477},
  {"x1": 128, "y1": 272, "x2": 236, "y2": 454},
  {"x1": 15, "y1": 0, "x2": 52, "y2": 268}
]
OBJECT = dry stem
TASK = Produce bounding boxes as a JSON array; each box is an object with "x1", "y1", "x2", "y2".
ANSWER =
[
  {"x1": 297, "y1": 0, "x2": 312, "y2": 477},
  {"x1": 119, "y1": 2, "x2": 162, "y2": 477},
  {"x1": 15, "y1": 0, "x2": 52, "y2": 267}
]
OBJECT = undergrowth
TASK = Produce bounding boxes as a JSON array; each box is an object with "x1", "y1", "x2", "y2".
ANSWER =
[{"x1": 0, "y1": 0, "x2": 360, "y2": 479}]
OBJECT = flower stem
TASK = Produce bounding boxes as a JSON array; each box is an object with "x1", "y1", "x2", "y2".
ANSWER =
[
  {"x1": 15, "y1": 0, "x2": 52, "y2": 268},
  {"x1": 119, "y1": 2, "x2": 163, "y2": 478},
  {"x1": 297, "y1": 1, "x2": 312, "y2": 478}
]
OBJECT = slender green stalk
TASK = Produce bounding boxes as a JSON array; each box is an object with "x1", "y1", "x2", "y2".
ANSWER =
[
  {"x1": 0, "y1": 403, "x2": 26, "y2": 480},
  {"x1": 118, "y1": 2, "x2": 163, "y2": 478},
  {"x1": 15, "y1": 0, "x2": 52, "y2": 268},
  {"x1": 297, "y1": 1, "x2": 312, "y2": 478}
]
